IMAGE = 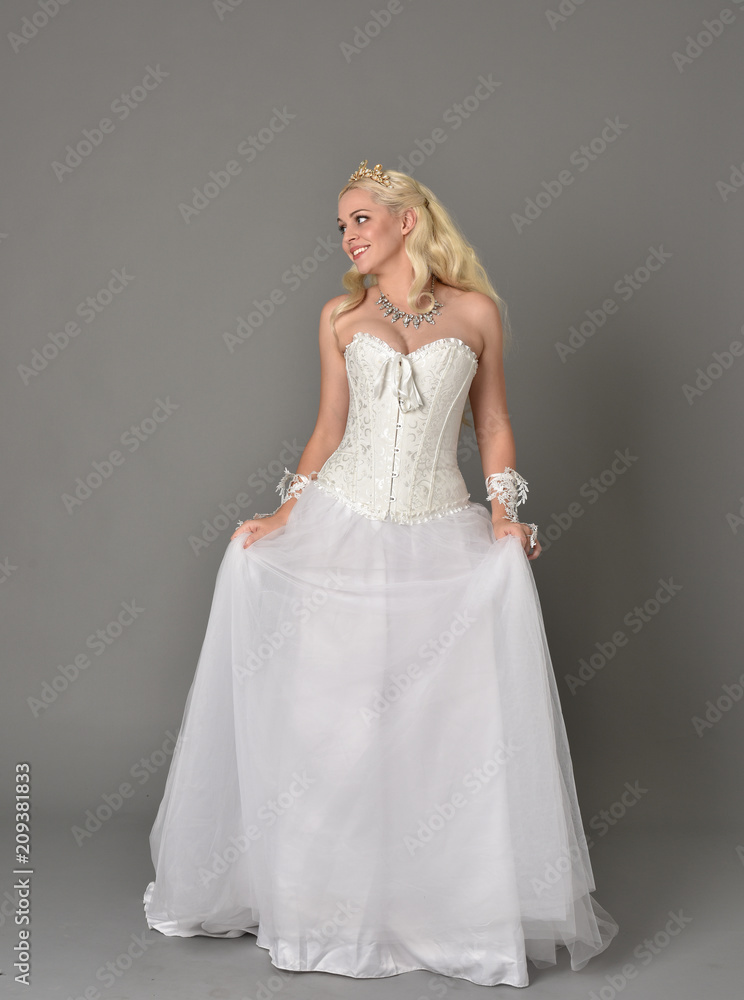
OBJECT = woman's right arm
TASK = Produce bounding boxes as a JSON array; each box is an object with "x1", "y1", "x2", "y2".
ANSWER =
[{"x1": 231, "y1": 296, "x2": 350, "y2": 546}]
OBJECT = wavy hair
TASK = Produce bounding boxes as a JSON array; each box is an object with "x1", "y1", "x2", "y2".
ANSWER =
[{"x1": 330, "y1": 168, "x2": 512, "y2": 355}]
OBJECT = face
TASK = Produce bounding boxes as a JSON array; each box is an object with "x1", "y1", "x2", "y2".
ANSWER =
[{"x1": 337, "y1": 188, "x2": 414, "y2": 274}]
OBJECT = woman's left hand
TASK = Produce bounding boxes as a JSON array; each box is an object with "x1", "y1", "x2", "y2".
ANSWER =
[{"x1": 492, "y1": 517, "x2": 542, "y2": 561}]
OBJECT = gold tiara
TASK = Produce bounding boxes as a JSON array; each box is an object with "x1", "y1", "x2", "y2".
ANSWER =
[{"x1": 348, "y1": 159, "x2": 393, "y2": 188}]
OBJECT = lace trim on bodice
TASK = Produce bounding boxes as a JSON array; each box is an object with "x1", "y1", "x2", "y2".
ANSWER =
[
  {"x1": 344, "y1": 330, "x2": 480, "y2": 368},
  {"x1": 312, "y1": 478, "x2": 476, "y2": 525}
]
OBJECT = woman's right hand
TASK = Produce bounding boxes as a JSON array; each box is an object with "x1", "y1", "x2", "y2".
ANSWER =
[{"x1": 231, "y1": 512, "x2": 288, "y2": 549}]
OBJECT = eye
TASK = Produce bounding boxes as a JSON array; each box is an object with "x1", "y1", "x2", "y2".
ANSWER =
[{"x1": 337, "y1": 214, "x2": 369, "y2": 233}]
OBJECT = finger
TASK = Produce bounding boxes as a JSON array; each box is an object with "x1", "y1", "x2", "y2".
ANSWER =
[{"x1": 242, "y1": 529, "x2": 263, "y2": 549}]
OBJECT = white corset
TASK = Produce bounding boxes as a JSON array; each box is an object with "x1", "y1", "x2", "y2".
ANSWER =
[{"x1": 314, "y1": 331, "x2": 479, "y2": 523}]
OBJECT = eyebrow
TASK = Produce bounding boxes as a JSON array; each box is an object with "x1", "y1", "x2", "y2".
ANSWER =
[{"x1": 336, "y1": 209, "x2": 370, "y2": 222}]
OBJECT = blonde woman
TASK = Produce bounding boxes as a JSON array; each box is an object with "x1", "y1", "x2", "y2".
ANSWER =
[{"x1": 144, "y1": 161, "x2": 618, "y2": 987}]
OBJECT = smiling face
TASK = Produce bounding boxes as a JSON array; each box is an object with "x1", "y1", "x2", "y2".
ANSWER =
[{"x1": 337, "y1": 187, "x2": 413, "y2": 274}]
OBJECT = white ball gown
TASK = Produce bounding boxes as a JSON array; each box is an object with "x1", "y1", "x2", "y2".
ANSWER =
[{"x1": 143, "y1": 331, "x2": 619, "y2": 988}]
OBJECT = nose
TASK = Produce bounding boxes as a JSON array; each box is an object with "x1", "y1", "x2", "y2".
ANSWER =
[{"x1": 344, "y1": 225, "x2": 361, "y2": 248}]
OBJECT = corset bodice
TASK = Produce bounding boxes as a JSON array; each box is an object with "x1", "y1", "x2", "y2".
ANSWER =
[{"x1": 314, "y1": 331, "x2": 479, "y2": 523}]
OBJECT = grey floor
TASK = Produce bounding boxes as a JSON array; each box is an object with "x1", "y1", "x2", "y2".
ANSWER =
[{"x1": 1, "y1": 817, "x2": 740, "y2": 999}]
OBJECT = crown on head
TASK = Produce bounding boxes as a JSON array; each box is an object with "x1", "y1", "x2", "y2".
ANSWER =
[{"x1": 348, "y1": 159, "x2": 393, "y2": 188}]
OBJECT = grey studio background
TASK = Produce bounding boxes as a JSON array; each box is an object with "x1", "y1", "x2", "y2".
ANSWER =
[{"x1": 1, "y1": 0, "x2": 742, "y2": 997}]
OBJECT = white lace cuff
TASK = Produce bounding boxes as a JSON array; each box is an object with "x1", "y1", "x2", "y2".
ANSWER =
[
  {"x1": 253, "y1": 467, "x2": 318, "y2": 519},
  {"x1": 485, "y1": 467, "x2": 529, "y2": 522}
]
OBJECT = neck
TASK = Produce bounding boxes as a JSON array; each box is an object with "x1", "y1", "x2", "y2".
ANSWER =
[{"x1": 374, "y1": 264, "x2": 432, "y2": 311}]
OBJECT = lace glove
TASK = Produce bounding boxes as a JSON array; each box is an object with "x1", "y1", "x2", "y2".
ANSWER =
[
  {"x1": 485, "y1": 467, "x2": 538, "y2": 549},
  {"x1": 236, "y1": 467, "x2": 318, "y2": 525}
]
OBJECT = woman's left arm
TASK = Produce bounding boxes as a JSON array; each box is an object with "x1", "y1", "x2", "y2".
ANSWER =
[{"x1": 467, "y1": 296, "x2": 541, "y2": 561}]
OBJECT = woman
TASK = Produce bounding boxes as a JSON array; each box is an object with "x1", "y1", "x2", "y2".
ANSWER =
[{"x1": 144, "y1": 160, "x2": 619, "y2": 987}]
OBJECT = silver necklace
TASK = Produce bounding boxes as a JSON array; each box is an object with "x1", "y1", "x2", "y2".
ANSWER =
[{"x1": 376, "y1": 275, "x2": 444, "y2": 329}]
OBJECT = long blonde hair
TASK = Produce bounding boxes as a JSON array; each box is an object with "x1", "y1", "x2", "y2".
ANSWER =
[{"x1": 331, "y1": 168, "x2": 512, "y2": 355}]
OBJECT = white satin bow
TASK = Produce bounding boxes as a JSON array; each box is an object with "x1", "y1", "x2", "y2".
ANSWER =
[{"x1": 373, "y1": 353, "x2": 424, "y2": 412}]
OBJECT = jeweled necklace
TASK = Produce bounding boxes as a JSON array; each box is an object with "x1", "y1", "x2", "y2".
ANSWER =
[{"x1": 376, "y1": 275, "x2": 444, "y2": 329}]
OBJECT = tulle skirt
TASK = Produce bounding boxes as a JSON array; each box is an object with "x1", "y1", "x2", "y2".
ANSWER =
[{"x1": 143, "y1": 480, "x2": 618, "y2": 987}]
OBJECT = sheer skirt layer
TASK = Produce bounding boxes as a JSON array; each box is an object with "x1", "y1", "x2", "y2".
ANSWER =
[{"x1": 144, "y1": 482, "x2": 618, "y2": 987}]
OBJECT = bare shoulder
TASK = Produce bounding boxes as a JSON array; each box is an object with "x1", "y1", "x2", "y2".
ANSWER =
[
  {"x1": 442, "y1": 287, "x2": 504, "y2": 356},
  {"x1": 320, "y1": 293, "x2": 348, "y2": 317},
  {"x1": 319, "y1": 294, "x2": 350, "y2": 354},
  {"x1": 319, "y1": 293, "x2": 349, "y2": 328},
  {"x1": 456, "y1": 289, "x2": 503, "y2": 328}
]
